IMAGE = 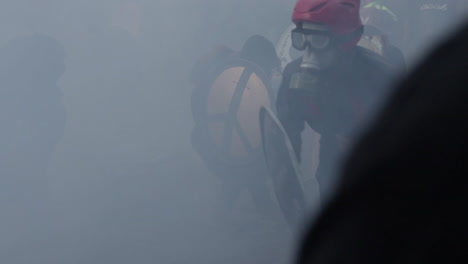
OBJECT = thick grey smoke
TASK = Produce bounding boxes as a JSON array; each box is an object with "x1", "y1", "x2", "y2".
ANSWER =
[
  {"x1": 0, "y1": 1, "x2": 466, "y2": 264},
  {"x1": 0, "y1": 1, "x2": 294, "y2": 264}
]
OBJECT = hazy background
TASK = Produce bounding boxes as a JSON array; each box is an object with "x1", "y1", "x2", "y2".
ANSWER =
[
  {"x1": 0, "y1": 1, "x2": 466, "y2": 264},
  {"x1": 0, "y1": 1, "x2": 295, "y2": 264}
]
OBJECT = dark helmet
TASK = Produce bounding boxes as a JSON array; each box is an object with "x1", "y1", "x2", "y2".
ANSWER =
[{"x1": 240, "y1": 35, "x2": 281, "y2": 76}]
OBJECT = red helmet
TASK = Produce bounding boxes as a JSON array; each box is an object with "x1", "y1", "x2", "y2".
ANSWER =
[{"x1": 292, "y1": 0, "x2": 363, "y2": 36}]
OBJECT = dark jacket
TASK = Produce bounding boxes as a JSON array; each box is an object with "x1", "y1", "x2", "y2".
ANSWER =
[{"x1": 276, "y1": 46, "x2": 395, "y2": 193}]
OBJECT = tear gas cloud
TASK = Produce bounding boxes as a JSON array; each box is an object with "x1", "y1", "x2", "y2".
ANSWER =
[{"x1": 0, "y1": 1, "x2": 466, "y2": 264}]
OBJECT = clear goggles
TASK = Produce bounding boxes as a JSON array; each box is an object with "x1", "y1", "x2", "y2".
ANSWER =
[{"x1": 291, "y1": 29, "x2": 332, "y2": 51}]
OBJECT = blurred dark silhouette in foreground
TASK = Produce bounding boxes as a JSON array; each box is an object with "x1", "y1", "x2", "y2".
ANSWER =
[{"x1": 296, "y1": 19, "x2": 468, "y2": 264}]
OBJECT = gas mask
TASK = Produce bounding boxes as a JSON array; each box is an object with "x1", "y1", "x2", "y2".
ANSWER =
[{"x1": 288, "y1": 24, "x2": 338, "y2": 95}]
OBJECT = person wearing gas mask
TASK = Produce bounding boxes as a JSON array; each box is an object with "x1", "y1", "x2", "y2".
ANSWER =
[{"x1": 276, "y1": 0, "x2": 395, "y2": 199}]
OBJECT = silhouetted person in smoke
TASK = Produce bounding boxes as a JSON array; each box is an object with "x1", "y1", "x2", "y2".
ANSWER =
[
  {"x1": 190, "y1": 35, "x2": 281, "y2": 217},
  {"x1": 362, "y1": 0, "x2": 467, "y2": 58},
  {"x1": 359, "y1": 24, "x2": 406, "y2": 73},
  {"x1": 0, "y1": 34, "x2": 66, "y2": 197},
  {"x1": 297, "y1": 19, "x2": 468, "y2": 264}
]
